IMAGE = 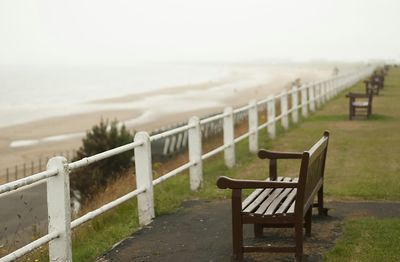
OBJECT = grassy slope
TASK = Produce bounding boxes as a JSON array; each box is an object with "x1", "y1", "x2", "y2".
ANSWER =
[{"x1": 23, "y1": 68, "x2": 400, "y2": 261}]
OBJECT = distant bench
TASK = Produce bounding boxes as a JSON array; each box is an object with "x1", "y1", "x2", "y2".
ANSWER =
[
  {"x1": 364, "y1": 79, "x2": 380, "y2": 96},
  {"x1": 346, "y1": 92, "x2": 373, "y2": 120},
  {"x1": 217, "y1": 131, "x2": 330, "y2": 261}
]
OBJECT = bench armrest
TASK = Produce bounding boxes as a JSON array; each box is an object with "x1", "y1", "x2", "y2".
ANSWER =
[
  {"x1": 258, "y1": 149, "x2": 303, "y2": 160},
  {"x1": 346, "y1": 92, "x2": 370, "y2": 98},
  {"x1": 216, "y1": 176, "x2": 298, "y2": 189}
]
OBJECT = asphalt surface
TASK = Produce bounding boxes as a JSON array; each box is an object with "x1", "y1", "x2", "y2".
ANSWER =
[
  {"x1": 0, "y1": 182, "x2": 47, "y2": 251},
  {"x1": 97, "y1": 200, "x2": 400, "y2": 262}
]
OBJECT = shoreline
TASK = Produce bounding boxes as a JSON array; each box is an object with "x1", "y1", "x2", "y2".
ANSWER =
[{"x1": 0, "y1": 65, "x2": 334, "y2": 181}]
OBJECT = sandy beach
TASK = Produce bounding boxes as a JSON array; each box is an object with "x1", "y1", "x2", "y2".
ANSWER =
[{"x1": 0, "y1": 64, "x2": 335, "y2": 183}]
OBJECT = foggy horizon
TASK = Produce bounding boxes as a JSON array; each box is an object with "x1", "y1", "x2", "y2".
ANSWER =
[{"x1": 1, "y1": 0, "x2": 399, "y2": 66}]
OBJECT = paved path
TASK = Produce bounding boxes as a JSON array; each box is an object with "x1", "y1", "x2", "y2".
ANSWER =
[
  {"x1": 0, "y1": 182, "x2": 47, "y2": 252},
  {"x1": 98, "y1": 200, "x2": 400, "y2": 262}
]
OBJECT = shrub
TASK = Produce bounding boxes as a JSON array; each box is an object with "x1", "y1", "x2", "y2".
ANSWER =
[{"x1": 70, "y1": 119, "x2": 135, "y2": 201}]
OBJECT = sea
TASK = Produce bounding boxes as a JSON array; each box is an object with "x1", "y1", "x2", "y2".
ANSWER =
[{"x1": 0, "y1": 63, "x2": 233, "y2": 128}]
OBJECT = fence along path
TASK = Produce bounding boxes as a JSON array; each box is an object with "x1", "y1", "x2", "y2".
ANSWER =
[{"x1": 0, "y1": 66, "x2": 374, "y2": 262}]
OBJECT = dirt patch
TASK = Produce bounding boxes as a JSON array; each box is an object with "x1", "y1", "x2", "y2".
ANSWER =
[{"x1": 97, "y1": 200, "x2": 400, "y2": 262}]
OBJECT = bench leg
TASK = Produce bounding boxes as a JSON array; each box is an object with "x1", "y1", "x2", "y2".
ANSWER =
[
  {"x1": 305, "y1": 207, "x2": 312, "y2": 237},
  {"x1": 254, "y1": 223, "x2": 263, "y2": 238},
  {"x1": 231, "y1": 221, "x2": 243, "y2": 262},
  {"x1": 317, "y1": 186, "x2": 328, "y2": 216},
  {"x1": 232, "y1": 189, "x2": 243, "y2": 261},
  {"x1": 295, "y1": 222, "x2": 304, "y2": 262}
]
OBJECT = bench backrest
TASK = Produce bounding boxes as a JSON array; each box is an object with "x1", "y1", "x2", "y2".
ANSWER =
[{"x1": 295, "y1": 131, "x2": 330, "y2": 215}]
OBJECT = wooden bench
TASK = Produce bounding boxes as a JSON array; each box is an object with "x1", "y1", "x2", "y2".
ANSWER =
[
  {"x1": 364, "y1": 79, "x2": 379, "y2": 96},
  {"x1": 346, "y1": 92, "x2": 373, "y2": 120},
  {"x1": 217, "y1": 131, "x2": 330, "y2": 261}
]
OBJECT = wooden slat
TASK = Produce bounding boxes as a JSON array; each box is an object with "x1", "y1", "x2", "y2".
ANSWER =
[
  {"x1": 242, "y1": 177, "x2": 284, "y2": 213},
  {"x1": 254, "y1": 177, "x2": 292, "y2": 215},
  {"x1": 287, "y1": 199, "x2": 296, "y2": 214},
  {"x1": 242, "y1": 178, "x2": 272, "y2": 209},
  {"x1": 264, "y1": 178, "x2": 298, "y2": 216},
  {"x1": 264, "y1": 188, "x2": 293, "y2": 216},
  {"x1": 242, "y1": 188, "x2": 264, "y2": 209},
  {"x1": 275, "y1": 187, "x2": 297, "y2": 214}
]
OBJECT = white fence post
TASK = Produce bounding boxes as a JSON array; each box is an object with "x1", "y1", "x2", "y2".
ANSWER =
[
  {"x1": 327, "y1": 80, "x2": 332, "y2": 100},
  {"x1": 316, "y1": 83, "x2": 321, "y2": 108},
  {"x1": 134, "y1": 131, "x2": 155, "y2": 226},
  {"x1": 280, "y1": 90, "x2": 289, "y2": 130},
  {"x1": 248, "y1": 100, "x2": 258, "y2": 153},
  {"x1": 291, "y1": 85, "x2": 299, "y2": 124},
  {"x1": 47, "y1": 157, "x2": 72, "y2": 262},
  {"x1": 321, "y1": 81, "x2": 326, "y2": 104},
  {"x1": 223, "y1": 107, "x2": 235, "y2": 168},
  {"x1": 309, "y1": 84, "x2": 316, "y2": 112},
  {"x1": 301, "y1": 85, "x2": 308, "y2": 117},
  {"x1": 188, "y1": 116, "x2": 203, "y2": 190},
  {"x1": 267, "y1": 95, "x2": 276, "y2": 139}
]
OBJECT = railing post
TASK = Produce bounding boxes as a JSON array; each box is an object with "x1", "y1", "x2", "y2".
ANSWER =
[
  {"x1": 315, "y1": 83, "x2": 321, "y2": 109},
  {"x1": 301, "y1": 85, "x2": 308, "y2": 117},
  {"x1": 267, "y1": 95, "x2": 276, "y2": 139},
  {"x1": 321, "y1": 81, "x2": 326, "y2": 104},
  {"x1": 280, "y1": 90, "x2": 289, "y2": 130},
  {"x1": 223, "y1": 107, "x2": 235, "y2": 168},
  {"x1": 291, "y1": 85, "x2": 299, "y2": 124},
  {"x1": 309, "y1": 84, "x2": 316, "y2": 112},
  {"x1": 188, "y1": 116, "x2": 203, "y2": 191},
  {"x1": 134, "y1": 131, "x2": 155, "y2": 226},
  {"x1": 334, "y1": 78, "x2": 339, "y2": 96},
  {"x1": 47, "y1": 156, "x2": 72, "y2": 262},
  {"x1": 248, "y1": 100, "x2": 258, "y2": 154},
  {"x1": 328, "y1": 80, "x2": 333, "y2": 100}
]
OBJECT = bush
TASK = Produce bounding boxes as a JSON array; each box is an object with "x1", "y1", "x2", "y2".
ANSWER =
[{"x1": 70, "y1": 119, "x2": 135, "y2": 201}]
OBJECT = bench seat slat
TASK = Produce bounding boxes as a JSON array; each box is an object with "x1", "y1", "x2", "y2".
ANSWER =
[
  {"x1": 242, "y1": 177, "x2": 284, "y2": 213},
  {"x1": 253, "y1": 177, "x2": 293, "y2": 215},
  {"x1": 287, "y1": 199, "x2": 296, "y2": 214},
  {"x1": 275, "y1": 187, "x2": 297, "y2": 214},
  {"x1": 241, "y1": 188, "x2": 265, "y2": 210},
  {"x1": 352, "y1": 102, "x2": 369, "y2": 107},
  {"x1": 264, "y1": 187, "x2": 294, "y2": 216},
  {"x1": 241, "y1": 177, "x2": 277, "y2": 209}
]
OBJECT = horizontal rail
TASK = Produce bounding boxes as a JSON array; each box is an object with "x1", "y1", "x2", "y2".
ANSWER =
[
  {"x1": 68, "y1": 140, "x2": 144, "y2": 170},
  {"x1": 201, "y1": 144, "x2": 229, "y2": 161},
  {"x1": 71, "y1": 186, "x2": 146, "y2": 229},
  {"x1": 274, "y1": 114, "x2": 284, "y2": 121},
  {"x1": 200, "y1": 112, "x2": 228, "y2": 125},
  {"x1": 234, "y1": 132, "x2": 250, "y2": 143},
  {"x1": 233, "y1": 104, "x2": 251, "y2": 114},
  {"x1": 0, "y1": 230, "x2": 60, "y2": 262},
  {"x1": 150, "y1": 124, "x2": 194, "y2": 142},
  {"x1": 152, "y1": 161, "x2": 194, "y2": 186},
  {"x1": 257, "y1": 96, "x2": 274, "y2": 106},
  {"x1": 274, "y1": 92, "x2": 284, "y2": 99},
  {"x1": 0, "y1": 169, "x2": 58, "y2": 194},
  {"x1": 258, "y1": 120, "x2": 273, "y2": 130}
]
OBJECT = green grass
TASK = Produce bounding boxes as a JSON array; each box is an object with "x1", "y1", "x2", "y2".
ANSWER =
[
  {"x1": 324, "y1": 218, "x2": 400, "y2": 262},
  {"x1": 23, "y1": 68, "x2": 400, "y2": 261}
]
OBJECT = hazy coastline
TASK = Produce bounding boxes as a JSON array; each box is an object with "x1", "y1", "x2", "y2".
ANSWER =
[{"x1": 0, "y1": 62, "x2": 352, "y2": 182}]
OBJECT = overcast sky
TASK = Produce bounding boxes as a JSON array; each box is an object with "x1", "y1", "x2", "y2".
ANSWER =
[{"x1": 1, "y1": 0, "x2": 399, "y2": 65}]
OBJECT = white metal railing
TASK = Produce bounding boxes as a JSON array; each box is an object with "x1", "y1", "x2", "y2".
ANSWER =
[{"x1": 0, "y1": 66, "x2": 375, "y2": 262}]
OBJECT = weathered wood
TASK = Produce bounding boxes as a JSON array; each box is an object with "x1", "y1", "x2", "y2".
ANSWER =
[
  {"x1": 217, "y1": 131, "x2": 330, "y2": 261},
  {"x1": 346, "y1": 92, "x2": 373, "y2": 120}
]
